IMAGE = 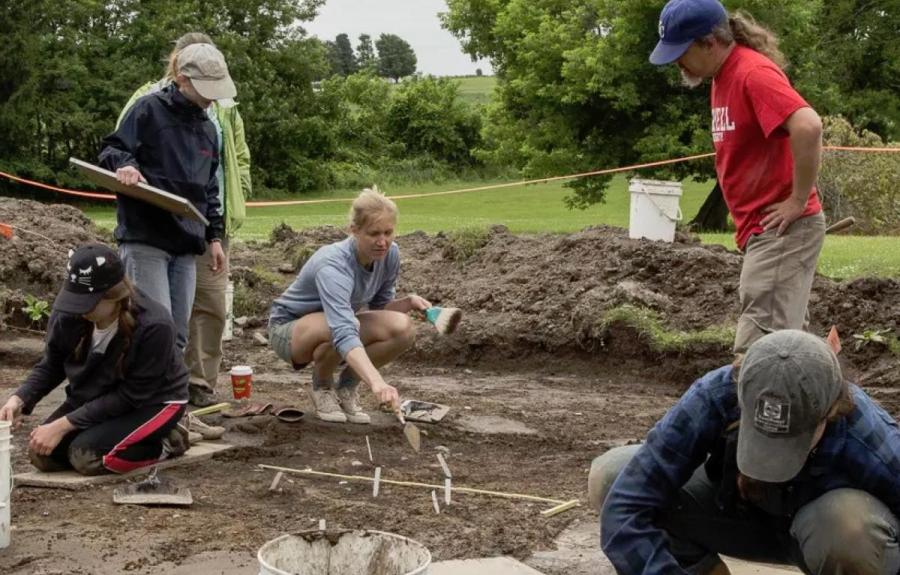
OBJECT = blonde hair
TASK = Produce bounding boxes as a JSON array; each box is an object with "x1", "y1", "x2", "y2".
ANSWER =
[
  {"x1": 164, "y1": 32, "x2": 214, "y2": 81},
  {"x1": 349, "y1": 186, "x2": 398, "y2": 229},
  {"x1": 708, "y1": 10, "x2": 786, "y2": 69}
]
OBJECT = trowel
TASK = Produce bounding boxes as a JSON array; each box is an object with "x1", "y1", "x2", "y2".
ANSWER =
[
  {"x1": 397, "y1": 411, "x2": 421, "y2": 453},
  {"x1": 112, "y1": 466, "x2": 193, "y2": 506}
]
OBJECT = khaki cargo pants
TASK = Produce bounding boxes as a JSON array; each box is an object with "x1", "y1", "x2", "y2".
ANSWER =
[
  {"x1": 185, "y1": 239, "x2": 230, "y2": 391},
  {"x1": 734, "y1": 212, "x2": 826, "y2": 354}
]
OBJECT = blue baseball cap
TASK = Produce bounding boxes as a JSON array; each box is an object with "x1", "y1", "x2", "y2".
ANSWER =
[{"x1": 649, "y1": 0, "x2": 728, "y2": 65}]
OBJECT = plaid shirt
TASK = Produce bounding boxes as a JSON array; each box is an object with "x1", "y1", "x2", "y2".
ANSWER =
[{"x1": 601, "y1": 365, "x2": 900, "y2": 575}]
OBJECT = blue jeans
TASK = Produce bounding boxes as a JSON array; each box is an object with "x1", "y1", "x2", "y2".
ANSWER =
[
  {"x1": 119, "y1": 242, "x2": 196, "y2": 351},
  {"x1": 592, "y1": 445, "x2": 900, "y2": 574}
]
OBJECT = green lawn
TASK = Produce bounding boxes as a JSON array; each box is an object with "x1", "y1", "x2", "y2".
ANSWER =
[
  {"x1": 81, "y1": 176, "x2": 900, "y2": 279},
  {"x1": 452, "y1": 76, "x2": 497, "y2": 106}
]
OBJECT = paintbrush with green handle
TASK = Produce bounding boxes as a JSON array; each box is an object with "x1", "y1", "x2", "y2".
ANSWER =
[{"x1": 424, "y1": 306, "x2": 462, "y2": 335}]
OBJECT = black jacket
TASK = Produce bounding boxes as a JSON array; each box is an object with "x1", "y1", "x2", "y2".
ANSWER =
[
  {"x1": 99, "y1": 83, "x2": 224, "y2": 255},
  {"x1": 15, "y1": 290, "x2": 189, "y2": 429}
]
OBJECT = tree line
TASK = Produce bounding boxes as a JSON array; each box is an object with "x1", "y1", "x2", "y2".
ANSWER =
[
  {"x1": 442, "y1": 0, "x2": 898, "y2": 208},
  {"x1": 326, "y1": 33, "x2": 417, "y2": 81},
  {"x1": 1, "y1": 0, "x2": 895, "y2": 226},
  {"x1": 0, "y1": 0, "x2": 473, "y2": 199}
]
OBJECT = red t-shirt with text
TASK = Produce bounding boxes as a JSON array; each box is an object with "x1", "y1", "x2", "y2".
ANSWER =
[{"x1": 711, "y1": 46, "x2": 821, "y2": 250}]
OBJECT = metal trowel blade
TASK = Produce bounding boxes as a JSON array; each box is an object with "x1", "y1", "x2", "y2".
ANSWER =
[{"x1": 403, "y1": 421, "x2": 422, "y2": 453}]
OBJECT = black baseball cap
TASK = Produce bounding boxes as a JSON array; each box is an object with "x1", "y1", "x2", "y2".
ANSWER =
[
  {"x1": 54, "y1": 244, "x2": 125, "y2": 315},
  {"x1": 650, "y1": 0, "x2": 728, "y2": 65}
]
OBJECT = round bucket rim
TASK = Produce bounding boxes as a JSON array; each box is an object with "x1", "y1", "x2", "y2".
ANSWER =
[{"x1": 257, "y1": 529, "x2": 432, "y2": 575}]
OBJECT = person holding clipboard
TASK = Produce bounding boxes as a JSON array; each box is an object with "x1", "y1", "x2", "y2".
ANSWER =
[{"x1": 99, "y1": 43, "x2": 232, "y2": 352}]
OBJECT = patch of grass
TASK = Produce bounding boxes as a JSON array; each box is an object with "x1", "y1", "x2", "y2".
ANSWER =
[
  {"x1": 443, "y1": 227, "x2": 491, "y2": 261},
  {"x1": 232, "y1": 281, "x2": 259, "y2": 318},
  {"x1": 452, "y1": 76, "x2": 497, "y2": 106},
  {"x1": 79, "y1": 174, "x2": 900, "y2": 279},
  {"x1": 252, "y1": 266, "x2": 283, "y2": 286},
  {"x1": 601, "y1": 304, "x2": 735, "y2": 353},
  {"x1": 852, "y1": 328, "x2": 900, "y2": 356}
]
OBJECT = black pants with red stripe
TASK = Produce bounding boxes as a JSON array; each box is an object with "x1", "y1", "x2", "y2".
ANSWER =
[{"x1": 31, "y1": 402, "x2": 186, "y2": 475}]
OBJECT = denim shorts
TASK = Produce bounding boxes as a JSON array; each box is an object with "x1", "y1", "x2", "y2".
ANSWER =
[{"x1": 268, "y1": 320, "x2": 308, "y2": 370}]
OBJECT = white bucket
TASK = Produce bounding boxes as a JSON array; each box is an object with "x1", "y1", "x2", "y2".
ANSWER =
[
  {"x1": 223, "y1": 280, "x2": 234, "y2": 342},
  {"x1": 258, "y1": 530, "x2": 431, "y2": 575},
  {"x1": 628, "y1": 178, "x2": 683, "y2": 242},
  {"x1": 0, "y1": 421, "x2": 12, "y2": 549}
]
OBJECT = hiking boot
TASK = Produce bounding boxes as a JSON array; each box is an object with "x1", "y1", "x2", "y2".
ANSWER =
[
  {"x1": 336, "y1": 385, "x2": 371, "y2": 424},
  {"x1": 308, "y1": 388, "x2": 347, "y2": 423},
  {"x1": 188, "y1": 414, "x2": 226, "y2": 440},
  {"x1": 188, "y1": 384, "x2": 217, "y2": 408}
]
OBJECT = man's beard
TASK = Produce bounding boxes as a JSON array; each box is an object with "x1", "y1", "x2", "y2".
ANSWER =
[{"x1": 680, "y1": 68, "x2": 704, "y2": 88}]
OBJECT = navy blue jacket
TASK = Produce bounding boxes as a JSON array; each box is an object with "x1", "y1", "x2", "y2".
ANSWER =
[
  {"x1": 14, "y1": 290, "x2": 189, "y2": 429},
  {"x1": 601, "y1": 366, "x2": 900, "y2": 575},
  {"x1": 99, "y1": 83, "x2": 223, "y2": 255}
]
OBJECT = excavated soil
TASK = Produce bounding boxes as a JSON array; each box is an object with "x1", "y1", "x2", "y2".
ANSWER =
[{"x1": 1, "y1": 200, "x2": 899, "y2": 574}]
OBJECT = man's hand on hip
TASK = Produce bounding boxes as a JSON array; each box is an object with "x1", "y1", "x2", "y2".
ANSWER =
[{"x1": 761, "y1": 196, "x2": 806, "y2": 236}]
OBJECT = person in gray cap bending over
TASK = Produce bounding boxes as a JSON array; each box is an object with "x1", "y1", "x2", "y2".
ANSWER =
[
  {"x1": 591, "y1": 330, "x2": 900, "y2": 575},
  {"x1": 650, "y1": 0, "x2": 826, "y2": 354}
]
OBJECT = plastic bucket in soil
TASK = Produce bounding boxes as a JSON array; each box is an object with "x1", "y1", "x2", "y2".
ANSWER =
[
  {"x1": 628, "y1": 178, "x2": 683, "y2": 243},
  {"x1": 257, "y1": 529, "x2": 432, "y2": 575},
  {"x1": 0, "y1": 421, "x2": 11, "y2": 549}
]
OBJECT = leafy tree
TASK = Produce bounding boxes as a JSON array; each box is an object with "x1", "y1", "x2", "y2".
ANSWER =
[
  {"x1": 800, "y1": 0, "x2": 899, "y2": 139},
  {"x1": 375, "y1": 33, "x2": 417, "y2": 81},
  {"x1": 442, "y1": 0, "x2": 894, "y2": 207},
  {"x1": 330, "y1": 33, "x2": 357, "y2": 76},
  {"x1": 387, "y1": 77, "x2": 481, "y2": 165},
  {"x1": 356, "y1": 34, "x2": 376, "y2": 71},
  {"x1": 0, "y1": 0, "x2": 332, "y2": 196},
  {"x1": 818, "y1": 116, "x2": 900, "y2": 234},
  {"x1": 475, "y1": 68, "x2": 483, "y2": 77}
]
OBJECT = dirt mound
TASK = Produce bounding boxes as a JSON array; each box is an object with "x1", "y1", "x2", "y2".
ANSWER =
[
  {"x1": 234, "y1": 224, "x2": 900, "y2": 387},
  {"x1": 0, "y1": 198, "x2": 109, "y2": 328}
]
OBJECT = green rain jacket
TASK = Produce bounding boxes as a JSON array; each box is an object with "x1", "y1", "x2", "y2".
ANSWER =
[{"x1": 117, "y1": 80, "x2": 251, "y2": 236}]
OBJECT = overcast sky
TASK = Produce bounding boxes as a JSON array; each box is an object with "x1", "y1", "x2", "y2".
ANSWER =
[{"x1": 302, "y1": 0, "x2": 493, "y2": 77}]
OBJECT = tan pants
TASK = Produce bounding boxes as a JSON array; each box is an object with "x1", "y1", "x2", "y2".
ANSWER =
[
  {"x1": 734, "y1": 212, "x2": 825, "y2": 354},
  {"x1": 185, "y1": 239, "x2": 230, "y2": 391}
]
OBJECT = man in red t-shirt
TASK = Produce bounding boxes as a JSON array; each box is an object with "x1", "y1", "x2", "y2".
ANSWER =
[{"x1": 650, "y1": 0, "x2": 826, "y2": 353}]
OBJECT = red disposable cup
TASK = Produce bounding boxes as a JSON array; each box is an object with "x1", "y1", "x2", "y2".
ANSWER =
[{"x1": 230, "y1": 365, "x2": 253, "y2": 400}]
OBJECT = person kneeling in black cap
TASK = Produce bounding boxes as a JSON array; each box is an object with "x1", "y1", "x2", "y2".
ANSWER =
[
  {"x1": 0, "y1": 244, "x2": 190, "y2": 475},
  {"x1": 591, "y1": 330, "x2": 900, "y2": 575}
]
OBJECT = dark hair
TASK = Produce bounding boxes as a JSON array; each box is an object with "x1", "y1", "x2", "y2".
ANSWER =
[
  {"x1": 704, "y1": 10, "x2": 786, "y2": 69},
  {"x1": 73, "y1": 277, "x2": 138, "y2": 378}
]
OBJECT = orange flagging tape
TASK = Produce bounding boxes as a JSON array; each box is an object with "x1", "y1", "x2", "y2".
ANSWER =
[{"x1": 1, "y1": 145, "x2": 897, "y2": 207}]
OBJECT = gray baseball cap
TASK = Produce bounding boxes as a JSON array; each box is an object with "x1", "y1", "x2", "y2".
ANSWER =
[
  {"x1": 176, "y1": 43, "x2": 236, "y2": 101},
  {"x1": 737, "y1": 330, "x2": 843, "y2": 483}
]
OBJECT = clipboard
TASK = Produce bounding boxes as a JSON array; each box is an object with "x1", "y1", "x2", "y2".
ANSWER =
[{"x1": 69, "y1": 158, "x2": 209, "y2": 226}]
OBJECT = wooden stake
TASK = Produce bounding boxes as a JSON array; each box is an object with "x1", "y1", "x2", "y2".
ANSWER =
[
  {"x1": 444, "y1": 478, "x2": 452, "y2": 506},
  {"x1": 436, "y1": 453, "x2": 452, "y2": 478},
  {"x1": 540, "y1": 499, "x2": 580, "y2": 517},
  {"x1": 431, "y1": 490, "x2": 441, "y2": 514},
  {"x1": 365, "y1": 436, "x2": 373, "y2": 462},
  {"x1": 372, "y1": 467, "x2": 381, "y2": 498},
  {"x1": 258, "y1": 463, "x2": 569, "y2": 505},
  {"x1": 269, "y1": 471, "x2": 284, "y2": 492}
]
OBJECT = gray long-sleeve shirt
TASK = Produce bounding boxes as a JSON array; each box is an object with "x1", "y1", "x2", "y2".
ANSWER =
[{"x1": 268, "y1": 237, "x2": 400, "y2": 358}]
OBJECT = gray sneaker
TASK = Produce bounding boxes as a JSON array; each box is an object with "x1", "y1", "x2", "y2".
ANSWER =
[
  {"x1": 308, "y1": 388, "x2": 348, "y2": 423},
  {"x1": 336, "y1": 385, "x2": 371, "y2": 424}
]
